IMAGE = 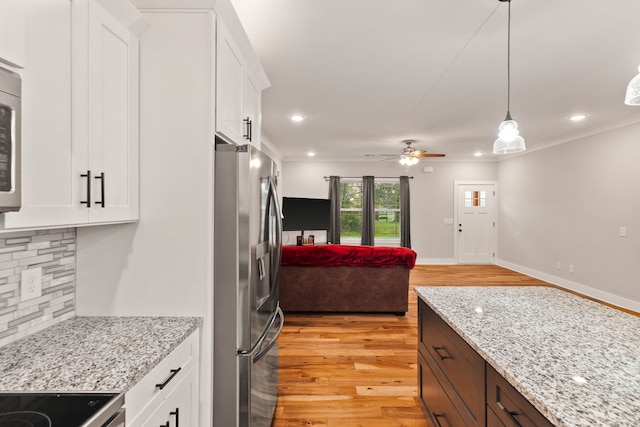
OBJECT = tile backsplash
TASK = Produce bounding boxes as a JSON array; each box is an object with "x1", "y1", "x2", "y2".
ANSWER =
[{"x1": 0, "y1": 228, "x2": 76, "y2": 347}]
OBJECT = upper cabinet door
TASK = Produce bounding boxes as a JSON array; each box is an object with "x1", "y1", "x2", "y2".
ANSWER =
[
  {"x1": 243, "y1": 71, "x2": 261, "y2": 148},
  {"x1": 0, "y1": 0, "x2": 26, "y2": 68},
  {"x1": 3, "y1": 0, "x2": 88, "y2": 229},
  {"x1": 2, "y1": 0, "x2": 145, "y2": 230},
  {"x1": 216, "y1": 20, "x2": 245, "y2": 145},
  {"x1": 86, "y1": 1, "x2": 139, "y2": 223}
]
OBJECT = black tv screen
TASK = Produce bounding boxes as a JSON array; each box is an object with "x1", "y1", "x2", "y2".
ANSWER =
[{"x1": 282, "y1": 197, "x2": 330, "y2": 231}]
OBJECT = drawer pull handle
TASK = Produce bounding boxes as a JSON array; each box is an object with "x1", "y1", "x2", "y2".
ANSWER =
[
  {"x1": 497, "y1": 402, "x2": 523, "y2": 427},
  {"x1": 160, "y1": 422, "x2": 169, "y2": 427},
  {"x1": 432, "y1": 412, "x2": 445, "y2": 427},
  {"x1": 156, "y1": 367, "x2": 182, "y2": 390},
  {"x1": 432, "y1": 346, "x2": 451, "y2": 360},
  {"x1": 170, "y1": 407, "x2": 180, "y2": 427}
]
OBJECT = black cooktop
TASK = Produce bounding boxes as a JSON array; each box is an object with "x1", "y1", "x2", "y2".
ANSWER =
[{"x1": 0, "y1": 393, "x2": 117, "y2": 427}]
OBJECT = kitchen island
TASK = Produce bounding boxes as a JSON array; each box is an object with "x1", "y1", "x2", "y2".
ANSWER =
[
  {"x1": 415, "y1": 286, "x2": 640, "y2": 427},
  {"x1": 0, "y1": 316, "x2": 201, "y2": 392}
]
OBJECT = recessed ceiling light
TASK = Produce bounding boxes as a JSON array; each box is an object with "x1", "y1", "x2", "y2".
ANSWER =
[
  {"x1": 569, "y1": 113, "x2": 587, "y2": 122},
  {"x1": 290, "y1": 114, "x2": 305, "y2": 122},
  {"x1": 307, "y1": 152, "x2": 315, "y2": 157},
  {"x1": 474, "y1": 152, "x2": 483, "y2": 157}
]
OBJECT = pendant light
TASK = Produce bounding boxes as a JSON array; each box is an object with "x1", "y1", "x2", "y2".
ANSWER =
[
  {"x1": 625, "y1": 65, "x2": 640, "y2": 105},
  {"x1": 493, "y1": 0, "x2": 526, "y2": 155}
]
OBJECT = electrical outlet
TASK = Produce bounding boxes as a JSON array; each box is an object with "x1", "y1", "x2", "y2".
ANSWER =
[
  {"x1": 569, "y1": 264, "x2": 574, "y2": 273},
  {"x1": 556, "y1": 261, "x2": 562, "y2": 270},
  {"x1": 20, "y1": 267, "x2": 43, "y2": 302}
]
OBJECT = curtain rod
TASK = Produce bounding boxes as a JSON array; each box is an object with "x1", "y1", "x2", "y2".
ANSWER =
[{"x1": 323, "y1": 176, "x2": 413, "y2": 181}]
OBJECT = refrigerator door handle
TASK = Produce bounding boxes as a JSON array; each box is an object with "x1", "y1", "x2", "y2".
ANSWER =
[
  {"x1": 266, "y1": 177, "x2": 283, "y2": 283},
  {"x1": 238, "y1": 305, "x2": 284, "y2": 361},
  {"x1": 254, "y1": 306, "x2": 284, "y2": 363}
]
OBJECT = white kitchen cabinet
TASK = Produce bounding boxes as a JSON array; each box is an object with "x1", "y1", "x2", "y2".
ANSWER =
[
  {"x1": 126, "y1": 330, "x2": 200, "y2": 427},
  {"x1": 0, "y1": 0, "x2": 26, "y2": 68},
  {"x1": 1, "y1": 0, "x2": 146, "y2": 230},
  {"x1": 139, "y1": 365, "x2": 198, "y2": 427},
  {"x1": 77, "y1": 1, "x2": 270, "y2": 424},
  {"x1": 216, "y1": 19, "x2": 265, "y2": 148}
]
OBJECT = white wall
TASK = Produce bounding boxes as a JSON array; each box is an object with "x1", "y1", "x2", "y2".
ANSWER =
[
  {"x1": 282, "y1": 159, "x2": 497, "y2": 263},
  {"x1": 497, "y1": 121, "x2": 640, "y2": 310}
]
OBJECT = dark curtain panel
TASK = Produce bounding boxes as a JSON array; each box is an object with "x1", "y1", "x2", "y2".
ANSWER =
[
  {"x1": 328, "y1": 176, "x2": 341, "y2": 244},
  {"x1": 400, "y1": 175, "x2": 412, "y2": 248},
  {"x1": 361, "y1": 176, "x2": 375, "y2": 246}
]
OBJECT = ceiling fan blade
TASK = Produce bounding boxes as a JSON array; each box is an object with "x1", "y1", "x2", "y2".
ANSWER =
[
  {"x1": 416, "y1": 153, "x2": 446, "y2": 157},
  {"x1": 364, "y1": 154, "x2": 397, "y2": 157}
]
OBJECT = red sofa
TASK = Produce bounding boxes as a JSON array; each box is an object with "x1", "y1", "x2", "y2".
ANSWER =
[{"x1": 278, "y1": 245, "x2": 417, "y2": 315}]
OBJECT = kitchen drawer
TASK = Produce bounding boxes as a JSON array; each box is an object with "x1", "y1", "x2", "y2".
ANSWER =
[
  {"x1": 419, "y1": 300, "x2": 485, "y2": 426},
  {"x1": 418, "y1": 351, "x2": 467, "y2": 427},
  {"x1": 139, "y1": 364, "x2": 198, "y2": 427},
  {"x1": 486, "y1": 365, "x2": 553, "y2": 427},
  {"x1": 125, "y1": 330, "x2": 199, "y2": 425},
  {"x1": 487, "y1": 406, "x2": 506, "y2": 427}
]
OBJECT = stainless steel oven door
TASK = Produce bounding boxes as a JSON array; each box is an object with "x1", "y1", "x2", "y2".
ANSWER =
[
  {"x1": 81, "y1": 393, "x2": 125, "y2": 427},
  {"x1": 0, "y1": 65, "x2": 20, "y2": 212}
]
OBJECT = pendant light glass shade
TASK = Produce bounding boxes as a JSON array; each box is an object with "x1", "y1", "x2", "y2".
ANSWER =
[
  {"x1": 624, "y1": 65, "x2": 640, "y2": 106},
  {"x1": 493, "y1": 113, "x2": 526, "y2": 154}
]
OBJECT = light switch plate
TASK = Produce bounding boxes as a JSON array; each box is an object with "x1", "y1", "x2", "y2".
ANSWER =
[{"x1": 20, "y1": 267, "x2": 43, "y2": 301}]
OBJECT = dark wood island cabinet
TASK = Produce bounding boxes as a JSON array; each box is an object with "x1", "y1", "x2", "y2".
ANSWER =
[{"x1": 418, "y1": 299, "x2": 553, "y2": 427}]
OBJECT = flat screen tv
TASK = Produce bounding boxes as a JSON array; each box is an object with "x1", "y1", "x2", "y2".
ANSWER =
[{"x1": 282, "y1": 197, "x2": 330, "y2": 231}]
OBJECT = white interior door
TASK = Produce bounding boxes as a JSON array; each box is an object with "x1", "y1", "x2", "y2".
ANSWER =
[{"x1": 455, "y1": 182, "x2": 497, "y2": 264}]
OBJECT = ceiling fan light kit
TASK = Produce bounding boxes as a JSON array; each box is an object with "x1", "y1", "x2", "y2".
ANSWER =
[
  {"x1": 493, "y1": 0, "x2": 526, "y2": 155},
  {"x1": 625, "y1": 65, "x2": 640, "y2": 105},
  {"x1": 399, "y1": 156, "x2": 419, "y2": 166}
]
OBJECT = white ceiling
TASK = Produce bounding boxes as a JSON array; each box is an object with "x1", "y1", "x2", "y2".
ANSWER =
[{"x1": 230, "y1": 0, "x2": 640, "y2": 162}]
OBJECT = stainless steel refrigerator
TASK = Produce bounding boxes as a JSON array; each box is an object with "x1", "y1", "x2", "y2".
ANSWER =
[{"x1": 214, "y1": 139, "x2": 284, "y2": 427}]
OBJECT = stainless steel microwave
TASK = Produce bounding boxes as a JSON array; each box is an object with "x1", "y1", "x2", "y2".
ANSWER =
[{"x1": 0, "y1": 66, "x2": 20, "y2": 212}]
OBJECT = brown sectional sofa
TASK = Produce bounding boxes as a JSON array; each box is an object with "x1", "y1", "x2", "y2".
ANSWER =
[{"x1": 278, "y1": 245, "x2": 417, "y2": 315}]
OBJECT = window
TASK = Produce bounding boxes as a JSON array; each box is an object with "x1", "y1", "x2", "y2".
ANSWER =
[
  {"x1": 339, "y1": 180, "x2": 400, "y2": 243},
  {"x1": 374, "y1": 182, "x2": 400, "y2": 240},
  {"x1": 465, "y1": 190, "x2": 487, "y2": 207},
  {"x1": 340, "y1": 181, "x2": 362, "y2": 238}
]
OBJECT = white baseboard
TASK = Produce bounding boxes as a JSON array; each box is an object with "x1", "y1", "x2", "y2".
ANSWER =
[
  {"x1": 416, "y1": 258, "x2": 456, "y2": 265},
  {"x1": 496, "y1": 259, "x2": 640, "y2": 313}
]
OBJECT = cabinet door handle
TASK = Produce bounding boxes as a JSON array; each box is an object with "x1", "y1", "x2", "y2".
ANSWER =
[
  {"x1": 159, "y1": 422, "x2": 169, "y2": 427},
  {"x1": 432, "y1": 346, "x2": 451, "y2": 360},
  {"x1": 170, "y1": 407, "x2": 180, "y2": 427},
  {"x1": 243, "y1": 117, "x2": 252, "y2": 141},
  {"x1": 497, "y1": 402, "x2": 523, "y2": 427},
  {"x1": 155, "y1": 367, "x2": 182, "y2": 390},
  {"x1": 432, "y1": 412, "x2": 445, "y2": 427},
  {"x1": 80, "y1": 170, "x2": 91, "y2": 207},
  {"x1": 95, "y1": 172, "x2": 105, "y2": 207}
]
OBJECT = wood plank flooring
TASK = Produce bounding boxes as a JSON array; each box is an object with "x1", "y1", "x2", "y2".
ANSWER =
[
  {"x1": 271, "y1": 265, "x2": 637, "y2": 426},
  {"x1": 271, "y1": 265, "x2": 547, "y2": 427}
]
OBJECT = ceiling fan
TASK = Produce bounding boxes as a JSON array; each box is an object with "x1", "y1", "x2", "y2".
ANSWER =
[{"x1": 366, "y1": 140, "x2": 445, "y2": 165}]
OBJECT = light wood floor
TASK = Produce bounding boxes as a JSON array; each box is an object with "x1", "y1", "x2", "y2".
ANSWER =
[
  {"x1": 271, "y1": 265, "x2": 637, "y2": 426},
  {"x1": 271, "y1": 265, "x2": 551, "y2": 427}
]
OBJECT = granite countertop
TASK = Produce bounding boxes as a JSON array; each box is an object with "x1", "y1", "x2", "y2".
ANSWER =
[
  {"x1": 0, "y1": 316, "x2": 202, "y2": 392},
  {"x1": 415, "y1": 286, "x2": 640, "y2": 427}
]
